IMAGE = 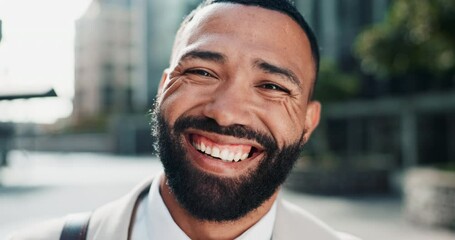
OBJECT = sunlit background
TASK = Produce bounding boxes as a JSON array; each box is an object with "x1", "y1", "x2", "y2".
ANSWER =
[
  {"x1": 0, "y1": 0, "x2": 92, "y2": 123},
  {"x1": 0, "y1": 0, "x2": 454, "y2": 239}
]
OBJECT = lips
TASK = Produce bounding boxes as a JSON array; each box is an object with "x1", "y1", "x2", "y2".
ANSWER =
[{"x1": 190, "y1": 133, "x2": 259, "y2": 163}]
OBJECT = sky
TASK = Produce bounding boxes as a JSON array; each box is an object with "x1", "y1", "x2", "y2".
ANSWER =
[{"x1": 0, "y1": 0, "x2": 92, "y2": 123}]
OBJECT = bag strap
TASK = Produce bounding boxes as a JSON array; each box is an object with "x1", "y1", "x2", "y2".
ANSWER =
[{"x1": 60, "y1": 212, "x2": 92, "y2": 240}]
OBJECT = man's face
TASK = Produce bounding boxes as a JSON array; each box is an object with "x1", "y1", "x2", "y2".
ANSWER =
[{"x1": 154, "y1": 3, "x2": 320, "y2": 221}]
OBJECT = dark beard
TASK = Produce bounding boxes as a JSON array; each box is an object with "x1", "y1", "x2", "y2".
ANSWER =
[{"x1": 151, "y1": 106, "x2": 305, "y2": 222}]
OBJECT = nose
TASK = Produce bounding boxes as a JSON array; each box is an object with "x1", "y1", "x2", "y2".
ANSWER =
[{"x1": 202, "y1": 83, "x2": 253, "y2": 127}]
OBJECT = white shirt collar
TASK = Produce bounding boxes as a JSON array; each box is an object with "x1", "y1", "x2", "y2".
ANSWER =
[{"x1": 132, "y1": 173, "x2": 277, "y2": 240}]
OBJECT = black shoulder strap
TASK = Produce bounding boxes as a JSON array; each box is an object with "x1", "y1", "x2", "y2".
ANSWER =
[{"x1": 60, "y1": 212, "x2": 92, "y2": 240}]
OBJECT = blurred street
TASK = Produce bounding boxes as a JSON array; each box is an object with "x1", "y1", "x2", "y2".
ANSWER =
[{"x1": 0, "y1": 151, "x2": 453, "y2": 240}]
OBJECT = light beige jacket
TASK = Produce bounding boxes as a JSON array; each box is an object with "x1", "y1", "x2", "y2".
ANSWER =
[{"x1": 9, "y1": 178, "x2": 359, "y2": 240}]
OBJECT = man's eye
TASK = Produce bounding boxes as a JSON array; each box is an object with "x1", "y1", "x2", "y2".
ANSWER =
[
  {"x1": 186, "y1": 69, "x2": 213, "y2": 77},
  {"x1": 260, "y1": 83, "x2": 289, "y2": 93}
]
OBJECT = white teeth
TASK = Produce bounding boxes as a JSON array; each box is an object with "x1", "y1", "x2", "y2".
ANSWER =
[
  {"x1": 220, "y1": 149, "x2": 229, "y2": 161},
  {"x1": 212, "y1": 147, "x2": 220, "y2": 158},
  {"x1": 201, "y1": 142, "x2": 206, "y2": 152},
  {"x1": 228, "y1": 152, "x2": 235, "y2": 161},
  {"x1": 241, "y1": 153, "x2": 249, "y2": 160},
  {"x1": 193, "y1": 142, "x2": 200, "y2": 150},
  {"x1": 234, "y1": 152, "x2": 242, "y2": 162},
  {"x1": 193, "y1": 141, "x2": 250, "y2": 162}
]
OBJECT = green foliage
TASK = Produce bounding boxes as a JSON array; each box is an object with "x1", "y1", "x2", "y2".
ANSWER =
[
  {"x1": 434, "y1": 162, "x2": 455, "y2": 172},
  {"x1": 355, "y1": 0, "x2": 455, "y2": 79},
  {"x1": 314, "y1": 60, "x2": 360, "y2": 103}
]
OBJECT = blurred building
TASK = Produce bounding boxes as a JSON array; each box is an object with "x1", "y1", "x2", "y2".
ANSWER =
[
  {"x1": 73, "y1": 0, "x2": 140, "y2": 120},
  {"x1": 72, "y1": 0, "x2": 199, "y2": 153},
  {"x1": 297, "y1": 0, "x2": 390, "y2": 69}
]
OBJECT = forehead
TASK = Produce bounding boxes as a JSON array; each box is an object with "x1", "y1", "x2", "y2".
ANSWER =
[{"x1": 173, "y1": 3, "x2": 315, "y2": 83}]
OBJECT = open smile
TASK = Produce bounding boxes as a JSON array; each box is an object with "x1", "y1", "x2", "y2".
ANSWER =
[
  {"x1": 183, "y1": 130, "x2": 265, "y2": 174},
  {"x1": 190, "y1": 133, "x2": 262, "y2": 162}
]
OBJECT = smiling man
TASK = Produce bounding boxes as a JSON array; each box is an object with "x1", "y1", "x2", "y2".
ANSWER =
[
  {"x1": 10, "y1": 0, "x2": 358, "y2": 240},
  {"x1": 152, "y1": 0, "x2": 322, "y2": 238}
]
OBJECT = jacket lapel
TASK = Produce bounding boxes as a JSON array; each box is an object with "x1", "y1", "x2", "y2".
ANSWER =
[
  {"x1": 87, "y1": 177, "x2": 154, "y2": 240},
  {"x1": 272, "y1": 195, "x2": 341, "y2": 240}
]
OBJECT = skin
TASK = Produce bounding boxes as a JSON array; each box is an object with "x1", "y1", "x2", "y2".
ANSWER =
[{"x1": 156, "y1": 3, "x2": 321, "y2": 240}]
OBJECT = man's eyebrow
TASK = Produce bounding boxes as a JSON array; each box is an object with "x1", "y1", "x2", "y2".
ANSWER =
[
  {"x1": 179, "y1": 50, "x2": 226, "y2": 64},
  {"x1": 254, "y1": 60, "x2": 302, "y2": 89}
]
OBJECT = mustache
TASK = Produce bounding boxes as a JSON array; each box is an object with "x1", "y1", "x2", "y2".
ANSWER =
[{"x1": 173, "y1": 116, "x2": 278, "y2": 152}]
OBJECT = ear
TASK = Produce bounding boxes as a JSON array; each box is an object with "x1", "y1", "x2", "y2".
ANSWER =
[
  {"x1": 302, "y1": 101, "x2": 321, "y2": 142},
  {"x1": 157, "y1": 68, "x2": 170, "y2": 95}
]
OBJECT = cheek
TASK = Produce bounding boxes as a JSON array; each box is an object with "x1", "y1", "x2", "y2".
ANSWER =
[
  {"x1": 158, "y1": 77, "x2": 185, "y2": 104},
  {"x1": 159, "y1": 80, "x2": 188, "y2": 122},
  {"x1": 263, "y1": 100, "x2": 306, "y2": 146},
  {"x1": 159, "y1": 81, "x2": 212, "y2": 124}
]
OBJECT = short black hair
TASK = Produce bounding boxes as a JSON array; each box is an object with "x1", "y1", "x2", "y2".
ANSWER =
[{"x1": 172, "y1": 0, "x2": 320, "y2": 88}]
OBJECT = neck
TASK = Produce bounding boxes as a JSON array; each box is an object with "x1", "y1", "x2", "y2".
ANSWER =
[{"x1": 159, "y1": 175, "x2": 279, "y2": 240}]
